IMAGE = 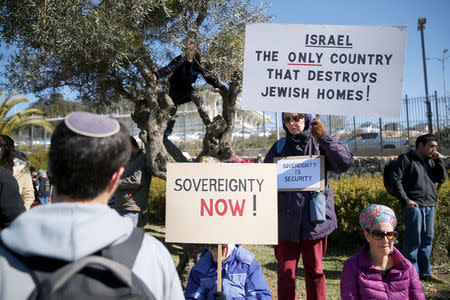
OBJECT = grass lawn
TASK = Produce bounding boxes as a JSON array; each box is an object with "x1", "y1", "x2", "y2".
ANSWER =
[{"x1": 144, "y1": 223, "x2": 450, "y2": 299}]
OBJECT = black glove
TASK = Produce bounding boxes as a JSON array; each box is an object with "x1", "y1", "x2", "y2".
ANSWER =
[{"x1": 214, "y1": 292, "x2": 226, "y2": 300}]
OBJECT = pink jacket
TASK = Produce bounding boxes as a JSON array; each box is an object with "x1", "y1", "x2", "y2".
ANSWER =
[{"x1": 341, "y1": 244, "x2": 425, "y2": 300}]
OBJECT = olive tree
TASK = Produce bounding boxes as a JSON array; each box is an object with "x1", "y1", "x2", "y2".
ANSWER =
[{"x1": 0, "y1": 0, "x2": 271, "y2": 179}]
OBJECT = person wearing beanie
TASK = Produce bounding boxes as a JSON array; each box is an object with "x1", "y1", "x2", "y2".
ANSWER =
[
  {"x1": 340, "y1": 204, "x2": 425, "y2": 300},
  {"x1": 263, "y1": 112, "x2": 353, "y2": 300},
  {"x1": 184, "y1": 244, "x2": 271, "y2": 300}
]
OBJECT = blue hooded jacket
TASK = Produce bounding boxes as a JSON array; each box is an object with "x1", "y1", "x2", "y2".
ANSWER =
[
  {"x1": 264, "y1": 113, "x2": 354, "y2": 242},
  {"x1": 184, "y1": 245, "x2": 272, "y2": 300}
]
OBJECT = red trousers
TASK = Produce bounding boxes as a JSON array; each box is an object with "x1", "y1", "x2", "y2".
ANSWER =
[{"x1": 274, "y1": 237, "x2": 328, "y2": 300}]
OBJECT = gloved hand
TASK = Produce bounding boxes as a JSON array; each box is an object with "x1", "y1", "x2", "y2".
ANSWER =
[
  {"x1": 310, "y1": 119, "x2": 325, "y2": 139},
  {"x1": 214, "y1": 292, "x2": 227, "y2": 300}
]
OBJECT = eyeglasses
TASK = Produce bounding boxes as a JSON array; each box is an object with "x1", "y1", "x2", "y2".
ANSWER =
[
  {"x1": 368, "y1": 230, "x2": 398, "y2": 240},
  {"x1": 283, "y1": 115, "x2": 304, "y2": 123}
]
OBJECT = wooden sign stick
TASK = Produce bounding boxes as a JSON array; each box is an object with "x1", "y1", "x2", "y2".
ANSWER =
[{"x1": 217, "y1": 244, "x2": 222, "y2": 292}]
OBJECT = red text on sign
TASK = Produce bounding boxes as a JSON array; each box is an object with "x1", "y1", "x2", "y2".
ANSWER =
[{"x1": 200, "y1": 198, "x2": 246, "y2": 216}]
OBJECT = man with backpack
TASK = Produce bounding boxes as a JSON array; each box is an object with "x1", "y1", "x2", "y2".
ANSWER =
[
  {"x1": 0, "y1": 111, "x2": 184, "y2": 299},
  {"x1": 389, "y1": 133, "x2": 446, "y2": 283}
]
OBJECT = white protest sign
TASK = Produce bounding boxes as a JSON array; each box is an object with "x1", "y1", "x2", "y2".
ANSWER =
[
  {"x1": 165, "y1": 163, "x2": 278, "y2": 244},
  {"x1": 275, "y1": 156, "x2": 325, "y2": 191},
  {"x1": 242, "y1": 24, "x2": 407, "y2": 118}
]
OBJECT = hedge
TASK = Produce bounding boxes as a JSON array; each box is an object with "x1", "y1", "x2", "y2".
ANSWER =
[
  {"x1": 331, "y1": 176, "x2": 449, "y2": 265},
  {"x1": 148, "y1": 175, "x2": 449, "y2": 265}
]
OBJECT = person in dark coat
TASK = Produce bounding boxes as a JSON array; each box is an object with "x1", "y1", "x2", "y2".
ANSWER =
[
  {"x1": 114, "y1": 136, "x2": 151, "y2": 227},
  {"x1": 391, "y1": 133, "x2": 446, "y2": 283},
  {"x1": 264, "y1": 112, "x2": 353, "y2": 300},
  {"x1": 0, "y1": 166, "x2": 26, "y2": 229},
  {"x1": 150, "y1": 37, "x2": 223, "y2": 137}
]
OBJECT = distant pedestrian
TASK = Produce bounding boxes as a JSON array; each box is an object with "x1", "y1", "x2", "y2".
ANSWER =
[
  {"x1": 256, "y1": 153, "x2": 264, "y2": 163},
  {"x1": 37, "y1": 170, "x2": 51, "y2": 205}
]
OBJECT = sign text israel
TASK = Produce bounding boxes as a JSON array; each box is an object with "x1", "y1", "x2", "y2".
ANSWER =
[{"x1": 242, "y1": 24, "x2": 407, "y2": 118}]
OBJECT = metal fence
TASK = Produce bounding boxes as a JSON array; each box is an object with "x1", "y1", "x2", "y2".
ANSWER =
[{"x1": 12, "y1": 94, "x2": 450, "y2": 157}]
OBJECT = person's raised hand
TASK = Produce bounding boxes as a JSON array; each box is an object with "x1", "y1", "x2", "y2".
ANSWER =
[
  {"x1": 310, "y1": 119, "x2": 325, "y2": 140},
  {"x1": 431, "y1": 150, "x2": 441, "y2": 159}
]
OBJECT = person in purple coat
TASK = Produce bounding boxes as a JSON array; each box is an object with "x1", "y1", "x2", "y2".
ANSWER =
[
  {"x1": 264, "y1": 112, "x2": 353, "y2": 300},
  {"x1": 341, "y1": 204, "x2": 425, "y2": 300}
]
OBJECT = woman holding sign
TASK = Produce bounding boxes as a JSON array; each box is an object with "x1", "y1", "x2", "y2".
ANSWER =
[{"x1": 264, "y1": 113, "x2": 353, "y2": 300}]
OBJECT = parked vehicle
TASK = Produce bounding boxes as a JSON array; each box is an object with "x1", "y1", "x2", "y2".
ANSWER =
[
  {"x1": 168, "y1": 132, "x2": 183, "y2": 142},
  {"x1": 252, "y1": 129, "x2": 273, "y2": 137},
  {"x1": 358, "y1": 122, "x2": 379, "y2": 133},
  {"x1": 332, "y1": 127, "x2": 352, "y2": 136},
  {"x1": 187, "y1": 131, "x2": 204, "y2": 140},
  {"x1": 232, "y1": 130, "x2": 254, "y2": 139},
  {"x1": 383, "y1": 123, "x2": 402, "y2": 131},
  {"x1": 411, "y1": 123, "x2": 428, "y2": 132},
  {"x1": 344, "y1": 132, "x2": 409, "y2": 152}
]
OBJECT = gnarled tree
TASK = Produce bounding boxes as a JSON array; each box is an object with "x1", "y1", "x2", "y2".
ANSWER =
[{"x1": 0, "y1": 0, "x2": 271, "y2": 179}]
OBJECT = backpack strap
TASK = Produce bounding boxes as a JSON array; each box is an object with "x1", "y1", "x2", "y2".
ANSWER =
[
  {"x1": 276, "y1": 137, "x2": 286, "y2": 154},
  {"x1": 101, "y1": 227, "x2": 145, "y2": 269},
  {"x1": 0, "y1": 228, "x2": 145, "y2": 281}
]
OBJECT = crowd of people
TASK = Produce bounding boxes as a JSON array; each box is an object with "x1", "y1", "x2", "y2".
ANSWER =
[
  {"x1": 0, "y1": 109, "x2": 446, "y2": 300},
  {"x1": 0, "y1": 36, "x2": 447, "y2": 300}
]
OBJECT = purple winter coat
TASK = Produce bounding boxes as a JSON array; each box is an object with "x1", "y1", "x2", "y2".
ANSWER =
[
  {"x1": 264, "y1": 121, "x2": 353, "y2": 242},
  {"x1": 341, "y1": 243, "x2": 425, "y2": 300}
]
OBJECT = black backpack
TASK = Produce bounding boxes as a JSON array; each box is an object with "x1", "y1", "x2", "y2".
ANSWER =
[
  {"x1": 2, "y1": 228, "x2": 156, "y2": 300},
  {"x1": 383, "y1": 154, "x2": 410, "y2": 196}
]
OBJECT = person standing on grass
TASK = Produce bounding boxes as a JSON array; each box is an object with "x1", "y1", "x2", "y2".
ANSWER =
[
  {"x1": 264, "y1": 112, "x2": 353, "y2": 300},
  {"x1": 341, "y1": 204, "x2": 425, "y2": 300},
  {"x1": 114, "y1": 136, "x2": 151, "y2": 228},
  {"x1": 390, "y1": 133, "x2": 446, "y2": 283},
  {"x1": 36, "y1": 169, "x2": 51, "y2": 205}
]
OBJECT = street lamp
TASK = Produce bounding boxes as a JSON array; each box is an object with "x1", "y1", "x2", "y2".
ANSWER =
[
  {"x1": 427, "y1": 49, "x2": 449, "y2": 127},
  {"x1": 418, "y1": 17, "x2": 433, "y2": 133}
]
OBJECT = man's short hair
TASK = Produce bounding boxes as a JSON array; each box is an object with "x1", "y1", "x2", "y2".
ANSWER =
[
  {"x1": 415, "y1": 133, "x2": 437, "y2": 148},
  {"x1": 49, "y1": 118, "x2": 131, "y2": 199}
]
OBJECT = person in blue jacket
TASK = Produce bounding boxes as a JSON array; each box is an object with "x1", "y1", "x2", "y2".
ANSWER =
[
  {"x1": 264, "y1": 112, "x2": 353, "y2": 300},
  {"x1": 150, "y1": 37, "x2": 223, "y2": 137},
  {"x1": 184, "y1": 244, "x2": 272, "y2": 300}
]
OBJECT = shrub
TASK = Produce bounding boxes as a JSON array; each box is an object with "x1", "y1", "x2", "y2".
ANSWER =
[
  {"x1": 147, "y1": 176, "x2": 166, "y2": 222},
  {"x1": 28, "y1": 146, "x2": 49, "y2": 170},
  {"x1": 146, "y1": 173, "x2": 449, "y2": 265}
]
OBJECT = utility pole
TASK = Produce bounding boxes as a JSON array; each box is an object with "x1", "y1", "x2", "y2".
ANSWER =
[{"x1": 418, "y1": 17, "x2": 433, "y2": 133}]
